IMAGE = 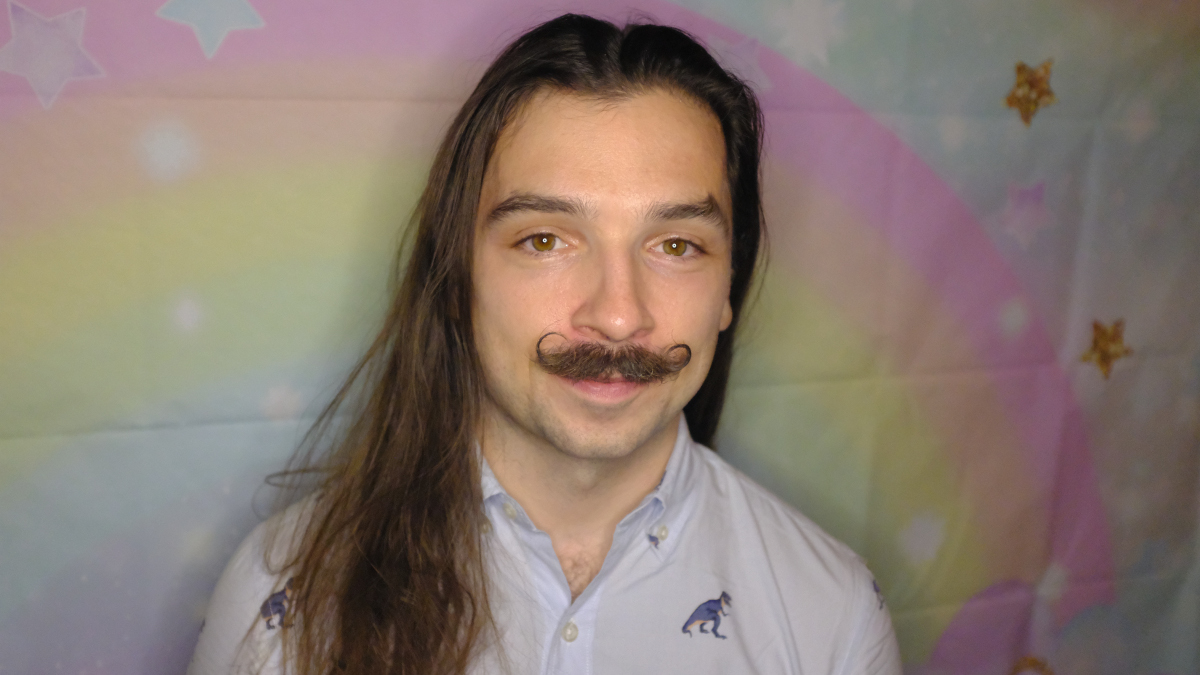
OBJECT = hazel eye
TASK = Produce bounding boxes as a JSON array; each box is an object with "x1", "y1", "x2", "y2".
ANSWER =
[
  {"x1": 530, "y1": 234, "x2": 557, "y2": 252},
  {"x1": 663, "y1": 238, "x2": 689, "y2": 256}
]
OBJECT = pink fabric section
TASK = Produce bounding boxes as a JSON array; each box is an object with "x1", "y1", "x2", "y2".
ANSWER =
[
  {"x1": 750, "y1": 45, "x2": 1114, "y2": 621},
  {"x1": 929, "y1": 581, "x2": 1037, "y2": 674}
]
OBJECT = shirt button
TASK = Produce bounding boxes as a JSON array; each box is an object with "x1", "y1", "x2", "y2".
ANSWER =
[
  {"x1": 561, "y1": 620, "x2": 578, "y2": 643},
  {"x1": 480, "y1": 520, "x2": 492, "y2": 534},
  {"x1": 655, "y1": 525, "x2": 669, "y2": 541},
  {"x1": 503, "y1": 502, "x2": 518, "y2": 520}
]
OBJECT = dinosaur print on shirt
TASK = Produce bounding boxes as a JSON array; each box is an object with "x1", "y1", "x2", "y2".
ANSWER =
[
  {"x1": 682, "y1": 591, "x2": 731, "y2": 639},
  {"x1": 259, "y1": 578, "x2": 293, "y2": 630}
]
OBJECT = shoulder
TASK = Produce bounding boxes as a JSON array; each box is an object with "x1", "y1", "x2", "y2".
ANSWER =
[
  {"x1": 688, "y1": 443, "x2": 901, "y2": 673},
  {"x1": 691, "y1": 442, "x2": 864, "y2": 577},
  {"x1": 186, "y1": 496, "x2": 315, "y2": 675}
]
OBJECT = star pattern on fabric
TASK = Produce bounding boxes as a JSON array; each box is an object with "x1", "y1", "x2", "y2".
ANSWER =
[
  {"x1": 899, "y1": 513, "x2": 944, "y2": 564},
  {"x1": 773, "y1": 0, "x2": 845, "y2": 67},
  {"x1": 1008, "y1": 655, "x2": 1054, "y2": 675},
  {"x1": 1034, "y1": 563, "x2": 1067, "y2": 603},
  {"x1": 138, "y1": 119, "x2": 201, "y2": 182},
  {"x1": 1005, "y1": 59, "x2": 1057, "y2": 126},
  {"x1": 1002, "y1": 182, "x2": 1054, "y2": 248},
  {"x1": 157, "y1": 0, "x2": 264, "y2": 59},
  {"x1": 998, "y1": 297, "x2": 1030, "y2": 340},
  {"x1": 1081, "y1": 319, "x2": 1133, "y2": 379},
  {"x1": 0, "y1": 1, "x2": 103, "y2": 108},
  {"x1": 261, "y1": 385, "x2": 304, "y2": 421},
  {"x1": 173, "y1": 296, "x2": 204, "y2": 332}
]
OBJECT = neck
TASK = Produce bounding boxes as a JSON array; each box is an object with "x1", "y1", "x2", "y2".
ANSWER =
[{"x1": 480, "y1": 411, "x2": 679, "y2": 598}]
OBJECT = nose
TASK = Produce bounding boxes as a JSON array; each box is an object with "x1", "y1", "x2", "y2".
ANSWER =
[{"x1": 571, "y1": 247, "x2": 654, "y2": 343}]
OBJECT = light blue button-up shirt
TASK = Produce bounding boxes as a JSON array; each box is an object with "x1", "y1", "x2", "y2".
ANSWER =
[{"x1": 188, "y1": 418, "x2": 902, "y2": 674}]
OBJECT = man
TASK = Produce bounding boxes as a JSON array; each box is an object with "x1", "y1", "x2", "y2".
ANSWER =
[{"x1": 188, "y1": 14, "x2": 901, "y2": 675}]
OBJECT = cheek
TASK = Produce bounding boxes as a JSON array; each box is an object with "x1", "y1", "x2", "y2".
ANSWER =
[
  {"x1": 473, "y1": 253, "x2": 571, "y2": 361},
  {"x1": 652, "y1": 274, "x2": 731, "y2": 347}
]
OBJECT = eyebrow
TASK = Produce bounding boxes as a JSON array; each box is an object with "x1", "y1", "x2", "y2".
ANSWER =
[
  {"x1": 484, "y1": 191, "x2": 729, "y2": 232},
  {"x1": 645, "y1": 194, "x2": 728, "y2": 233},
  {"x1": 485, "y1": 193, "x2": 592, "y2": 225}
]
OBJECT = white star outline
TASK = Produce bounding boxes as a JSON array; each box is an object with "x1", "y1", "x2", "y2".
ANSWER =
[
  {"x1": 156, "y1": 0, "x2": 264, "y2": 60},
  {"x1": 997, "y1": 181, "x2": 1056, "y2": 249},
  {"x1": 899, "y1": 512, "x2": 945, "y2": 565},
  {"x1": 0, "y1": 0, "x2": 104, "y2": 108},
  {"x1": 771, "y1": 0, "x2": 846, "y2": 67}
]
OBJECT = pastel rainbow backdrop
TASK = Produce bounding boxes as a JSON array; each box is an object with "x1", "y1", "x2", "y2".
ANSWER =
[{"x1": 0, "y1": 0, "x2": 1139, "y2": 671}]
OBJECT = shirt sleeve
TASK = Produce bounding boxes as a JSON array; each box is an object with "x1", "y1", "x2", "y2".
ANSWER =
[
  {"x1": 186, "y1": 520, "x2": 288, "y2": 675},
  {"x1": 838, "y1": 566, "x2": 903, "y2": 675}
]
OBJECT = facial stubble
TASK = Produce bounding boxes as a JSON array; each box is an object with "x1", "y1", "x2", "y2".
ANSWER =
[{"x1": 483, "y1": 334, "x2": 694, "y2": 461}]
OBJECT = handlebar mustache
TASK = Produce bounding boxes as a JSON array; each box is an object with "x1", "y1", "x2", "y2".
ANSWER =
[{"x1": 534, "y1": 332, "x2": 691, "y2": 384}]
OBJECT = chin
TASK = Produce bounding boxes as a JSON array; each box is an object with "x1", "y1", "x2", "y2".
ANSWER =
[
  {"x1": 541, "y1": 422, "x2": 645, "y2": 460},
  {"x1": 532, "y1": 408, "x2": 668, "y2": 461}
]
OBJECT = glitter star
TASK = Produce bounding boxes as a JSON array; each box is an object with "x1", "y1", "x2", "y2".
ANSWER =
[
  {"x1": 0, "y1": 1, "x2": 103, "y2": 108},
  {"x1": 1081, "y1": 319, "x2": 1133, "y2": 379},
  {"x1": 1005, "y1": 59, "x2": 1057, "y2": 126},
  {"x1": 1009, "y1": 655, "x2": 1054, "y2": 675},
  {"x1": 157, "y1": 0, "x2": 264, "y2": 59}
]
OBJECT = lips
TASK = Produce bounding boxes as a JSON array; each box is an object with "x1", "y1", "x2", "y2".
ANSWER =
[{"x1": 563, "y1": 374, "x2": 645, "y2": 403}]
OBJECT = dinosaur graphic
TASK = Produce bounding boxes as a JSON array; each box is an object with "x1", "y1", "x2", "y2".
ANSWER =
[
  {"x1": 259, "y1": 577, "x2": 294, "y2": 630},
  {"x1": 682, "y1": 591, "x2": 731, "y2": 639}
]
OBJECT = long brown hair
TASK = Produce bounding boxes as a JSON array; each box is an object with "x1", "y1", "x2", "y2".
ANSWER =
[{"x1": 269, "y1": 14, "x2": 765, "y2": 675}]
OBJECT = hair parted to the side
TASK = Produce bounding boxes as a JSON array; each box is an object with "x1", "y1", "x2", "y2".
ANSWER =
[{"x1": 267, "y1": 13, "x2": 765, "y2": 675}]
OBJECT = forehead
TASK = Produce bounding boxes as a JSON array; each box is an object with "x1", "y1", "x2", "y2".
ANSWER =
[{"x1": 482, "y1": 88, "x2": 729, "y2": 208}]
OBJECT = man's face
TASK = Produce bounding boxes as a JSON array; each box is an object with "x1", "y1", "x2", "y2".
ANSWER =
[{"x1": 472, "y1": 89, "x2": 733, "y2": 461}]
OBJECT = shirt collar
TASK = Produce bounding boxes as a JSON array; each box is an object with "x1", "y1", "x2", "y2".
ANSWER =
[
  {"x1": 649, "y1": 415, "x2": 697, "y2": 513},
  {"x1": 639, "y1": 416, "x2": 699, "y2": 560},
  {"x1": 476, "y1": 415, "x2": 701, "y2": 553},
  {"x1": 479, "y1": 444, "x2": 506, "y2": 502}
]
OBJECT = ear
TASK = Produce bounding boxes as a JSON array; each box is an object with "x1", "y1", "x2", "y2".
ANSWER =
[{"x1": 719, "y1": 297, "x2": 733, "y2": 332}]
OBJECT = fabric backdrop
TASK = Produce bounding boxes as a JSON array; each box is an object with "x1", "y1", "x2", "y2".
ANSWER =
[{"x1": 1, "y1": 0, "x2": 1197, "y2": 673}]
